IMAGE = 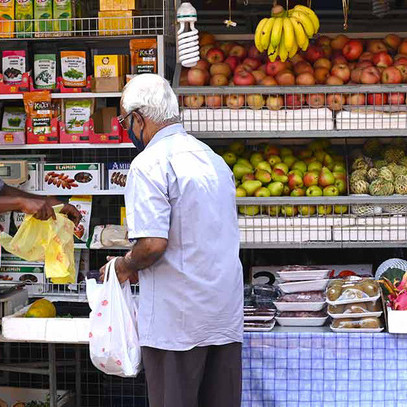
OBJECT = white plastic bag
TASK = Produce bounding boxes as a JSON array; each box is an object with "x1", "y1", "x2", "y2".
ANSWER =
[{"x1": 86, "y1": 258, "x2": 142, "y2": 377}]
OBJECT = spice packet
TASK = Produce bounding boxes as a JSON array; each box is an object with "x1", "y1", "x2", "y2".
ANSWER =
[
  {"x1": 34, "y1": 54, "x2": 57, "y2": 89},
  {"x1": 1, "y1": 107, "x2": 26, "y2": 131},
  {"x1": 2, "y1": 50, "x2": 26, "y2": 84},
  {"x1": 65, "y1": 99, "x2": 92, "y2": 134},
  {"x1": 69, "y1": 195, "x2": 92, "y2": 242},
  {"x1": 23, "y1": 91, "x2": 52, "y2": 135},
  {"x1": 130, "y1": 38, "x2": 157, "y2": 74},
  {"x1": 60, "y1": 51, "x2": 87, "y2": 87}
]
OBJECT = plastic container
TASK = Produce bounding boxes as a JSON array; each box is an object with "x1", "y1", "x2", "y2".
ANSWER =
[
  {"x1": 276, "y1": 316, "x2": 328, "y2": 327},
  {"x1": 328, "y1": 301, "x2": 383, "y2": 319},
  {"x1": 279, "y1": 279, "x2": 329, "y2": 294},
  {"x1": 330, "y1": 316, "x2": 384, "y2": 332},
  {"x1": 277, "y1": 269, "x2": 331, "y2": 282},
  {"x1": 325, "y1": 278, "x2": 381, "y2": 305},
  {"x1": 274, "y1": 301, "x2": 326, "y2": 312},
  {"x1": 244, "y1": 319, "x2": 276, "y2": 332}
]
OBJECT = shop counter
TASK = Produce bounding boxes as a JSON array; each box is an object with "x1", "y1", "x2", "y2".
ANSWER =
[{"x1": 242, "y1": 327, "x2": 407, "y2": 407}]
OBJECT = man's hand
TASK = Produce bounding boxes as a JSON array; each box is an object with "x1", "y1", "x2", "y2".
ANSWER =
[
  {"x1": 18, "y1": 198, "x2": 56, "y2": 221},
  {"x1": 60, "y1": 203, "x2": 82, "y2": 226},
  {"x1": 99, "y1": 255, "x2": 138, "y2": 284}
]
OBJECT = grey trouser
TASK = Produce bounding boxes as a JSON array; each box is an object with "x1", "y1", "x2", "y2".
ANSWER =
[{"x1": 142, "y1": 342, "x2": 242, "y2": 407}]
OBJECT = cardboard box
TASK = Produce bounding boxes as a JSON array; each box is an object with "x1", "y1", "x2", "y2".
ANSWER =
[
  {"x1": 98, "y1": 10, "x2": 134, "y2": 36},
  {"x1": 91, "y1": 76, "x2": 125, "y2": 92},
  {"x1": 0, "y1": 263, "x2": 45, "y2": 295},
  {"x1": 387, "y1": 306, "x2": 407, "y2": 333},
  {"x1": 26, "y1": 117, "x2": 59, "y2": 144},
  {"x1": 90, "y1": 108, "x2": 122, "y2": 143},
  {"x1": 43, "y1": 163, "x2": 103, "y2": 193},
  {"x1": 59, "y1": 120, "x2": 91, "y2": 143},
  {"x1": 0, "y1": 131, "x2": 25, "y2": 145},
  {"x1": 99, "y1": 0, "x2": 138, "y2": 10},
  {"x1": 107, "y1": 162, "x2": 130, "y2": 190},
  {"x1": 94, "y1": 55, "x2": 120, "y2": 78},
  {"x1": 19, "y1": 162, "x2": 41, "y2": 192}
]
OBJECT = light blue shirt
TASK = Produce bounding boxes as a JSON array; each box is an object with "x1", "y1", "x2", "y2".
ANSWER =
[{"x1": 125, "y1": 124, "x2": 243, "y2": 351}]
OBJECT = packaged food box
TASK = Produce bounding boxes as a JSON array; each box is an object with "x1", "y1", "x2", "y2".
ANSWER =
[
  {"x1": 2, "y1": 50, "x2": 26, "y2": 84},
  {"x1": 98, "y1": 10, "x2": 134, "y2": 36},
  {"x1": 99, "y1": 0, "x2": 137, "y2": 10},
  {"x1": 330, "y1": 316, "x2": 384, "y2": 333},
  {"x1": 60, "y1": 51, "x2": 87, "y2": 87},
  {"x1": 53, "y1": 0, "x2": 72, "y2": 35},
  {"x1": 1, "y1": 107, "x2": 26, "y2": 131},
  {"x1": 94, "y1": 55, "x2": 121, "y2": 78},
  {"x1": 69, "y1": 195, "x2": 92, "y2": 242},
  {"x1": 276, "y1": 311, "x2": 328, "y2": 327},
  {"x1": 34, "y1": 54, "x2": 57, "y2": 89},
  {"x1": 107, "y1": 162, "x2": 130, "y2": 190},
  {"x1": 279, "y1": 279, "x2": 329, "y2": 294},
  {"x1": 0, "y1": 212, "x2": 11, "y2": 233},
  {"x1": 43, "y1": 163, "x2": 103, "y2": 194},
  {"x1": 328, "y1": 301, "x2": 383, "y2": 319},
  {"x1": 130, "y1": 38, "x2": 157, "y2": 74},
  {"x1": 0, "y1": 263, "x2": 45, "y2": 295},
  {"x1": 15, "y1": 0, "x2": 34, "y2": 38},
  {"x1": 326, "y1": 278, "x2": 381, "y2": 305},
  {"x1": 34, "y1": 0, "x2": 53, "y2": 37},
  {"x1": 0, "y1": 0, "x2": 14, "y2": 38}
]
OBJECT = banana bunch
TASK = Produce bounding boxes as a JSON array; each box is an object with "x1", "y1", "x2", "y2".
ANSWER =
[{"x1": 254, "y1": 5, "x2": 319, "y2": 62}]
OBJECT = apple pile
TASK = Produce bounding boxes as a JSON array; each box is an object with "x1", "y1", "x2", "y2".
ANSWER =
[
  {"x1": 180, "y1": 32, "x2": 407, "y2": 111},
  {"x1": 222, "y1": 139, "x2": 348, "y2": 216}
]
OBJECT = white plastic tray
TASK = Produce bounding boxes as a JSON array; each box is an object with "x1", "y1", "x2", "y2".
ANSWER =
[
  {"x1": 277, "y1": 270, "x2": 331, "y2": 282},
  {"x1": 244, "y1": 319, "x2": 276, "y2": 332},
  {"x1": 326, "y1": 293, "x2": 381, "y2": 306},
  {"x1": 330, "y1": 326, "x2": 384, "y2": 333},
  {"x1": 274, "y1": 301, "x2": 326, "y2": 312},
  {"x1": 279, "y1": 279, "x2": 329, "y2": 294},
  {"x1": 244, "y1": 315, "x2": 275, "y2": 322},
  {"x1": 328, "y1": 311, "x2": 383, "y2": 319},
  {"x1": 276, "y1": 316, "x2": 328, "y2": 327}
]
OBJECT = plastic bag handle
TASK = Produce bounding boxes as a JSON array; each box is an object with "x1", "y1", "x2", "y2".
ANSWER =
[{"x1": 103, "y1": 258, "x2": 118, "y2": 287}]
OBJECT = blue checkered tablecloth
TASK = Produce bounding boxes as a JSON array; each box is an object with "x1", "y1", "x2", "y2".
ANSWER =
[{"x1": 242, "y1": 332, "x2": 407, "y2": 407}]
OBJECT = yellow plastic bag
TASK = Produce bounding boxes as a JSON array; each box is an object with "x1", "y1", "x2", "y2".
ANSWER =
[{"x1": 0, "y1": 205, "x2": 75, "y2": 284}]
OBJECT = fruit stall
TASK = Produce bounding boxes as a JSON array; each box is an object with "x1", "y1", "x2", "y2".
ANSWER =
[{"x1": 2, "y1": 0, "x2": 407, "y2": 406}]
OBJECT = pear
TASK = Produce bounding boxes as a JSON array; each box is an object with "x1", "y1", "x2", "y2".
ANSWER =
[
  {"x1": 235, "y1": 179, "x2": 240, "y2": 188},
  {"x1": 308, "y1": 161, "x2": 323, "y2": 172},
  {"x1": 318, "y1": 167, "x2": 335, "y2": 187},
  {"x1": 280, "y1": 147, "x2": 293, "y2": 157},
  {"x1": 256, "y1": 161, "x2": 272, "y2": 173},
  {"x1": 236, "y1": 158, "x2": 253, "y2": 169},
  {"x1": 242, "y1": 173, "x2": 256, "y2": 182},
  {"x1": 334, "y1": 205, "x2": 348, "y2": 214},
  {"x1": 222, "y1": 151, "x2": 237, "y2": 167},
  {"x1": 250, "y1": 152, "x2": 264, "y2": 168},
  {"x1": 241, "y1": 180, "x2": 262, "y2": 196},
  {"x1": 299, "y1": 205, "x2": 316, "y2": 216},
  {"x1": 281, "y1": 205, "x2": 298, "y2": 217},
  {"x1": 283, "y1": 185, "x2": 291, "y2": 195},
  {"x1": 283, "y1": 155, "x2": 297, "y2": 168},
  {"x1": 229, "y1": 141, "x2": 245, "y2": 156},
  {"x1": 267, "y1": 205, "x2": 280, "y2": 216},
  {"x1": 233, "y1": 163, "x2": 253, "y2": 180},
  {"x1": 254, "y1": 187, "x2": 271, "y2": 197},
  {"x1": 239, "y1": 205, "x2": 260, "y2": 216},
  {"x1": 274, "y1": 162, "x2": 289, "y2": 175},
  {"x1": 236, "y1": 187, "x2": 247, "y2": 197},
  {"x1": 268, "y1": 155, "x2": 282, "y2": 167},
  {"x1": 271, "y1": 169, "x2": 288, "y2": 184},
  {"x1": 255, "y1": 169, "x2": 272, "y2": 185},
  {"x1": 292, "y1": 161, "x2": 307, "y2": 174},
  {"x1": 314, "y1": 150, "x2": 325, "y2": 163},
  {"x1": 267, "y1": 181, "x2": 284, "y2": 196}
]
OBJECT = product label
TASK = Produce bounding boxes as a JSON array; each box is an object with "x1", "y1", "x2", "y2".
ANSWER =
[
  {"x1": 2, "y1": 51, "x2": 26, "y2": 84},
  {"x1": 53, "y1": 0, "x2": 72, "y2": 32},
  {"x1": 108, "y1": 162, "x2": 130, "y2": 190},
  {"x1": 61, "y1": 52, "x2": 86, "y2": 87},
  {"x1": 34, "y1": 0, "x2": 53, "y2": 34},
  {"x1": 34, "y1": 54, "x2": 56, "y2": 89}
]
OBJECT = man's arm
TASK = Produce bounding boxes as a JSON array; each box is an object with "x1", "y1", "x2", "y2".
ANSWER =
[{"x1": 100, "y1": 237, "x2": 168, "y2": 283}]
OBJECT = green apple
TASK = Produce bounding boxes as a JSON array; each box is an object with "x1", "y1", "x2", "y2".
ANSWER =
[
  {"x1": 334, "y1": 205, "x2": 348, "y2": 214},
  {"x1": 241, "y1": 180, "x2": 262, "y2": 196},
  {"x1": 306, "y1": 185, "x2": 323, "y2": 197},
  {"x1": 229, "y1": 141, "x2": 245, "y2": 156},
  {"x1": 298, "y1": 205, "x2": 316, "y2": 216},
  {"x1": 256, "y1": 161, "x2": 272, "y2": 173},
  {"x1": 250, "y1": 152, "x2": 264, "y2": 168},
  {"x1": 335, "y1": 179, "x2": 347, "y2": 194},
  {"x1": 236, "y1": 158, "x2": 253, "y2": 169},
  {"x1": 281, "y1": 205, "x2": 298, "y2": 217},
  {"x1": 267, "y1": 181, "x2": 284, "y2": 196},
  {"x1": 283, "y1": 155, "x2": 297, "y2": 168},
  {"x1": 255, "y1": 169, "x2": 272, "y2": 185},
  {"x1": 267, "y1": 205, "x2": 280, "y2": 216},
  {"x1": 268, "y1": 155, "x2": 281, "y2": 167},
  {"x1": 317, "y1": 205, "x2": 333, "y2": 215},
  {"x1": 308, "y1": 161, "x2": 323, "y2": 172},
  {"x1": 292, "y1": 161, "x2": 307, "y2": 174},
  {"x1": 255, "y1": 187, "x2": 271, "y2": 197},
  {"x1": 239, "y1": 205, "x2": 260, "y2": 216},
  {"x1": 222, "y1": 151, "x2": 237, "y2": 167},
  {"x1": 233, "y1": 163, "x2": 253, "y2": 180},
  {"x1": 274, "y1": 162, "x2": 289, "y2": 175},
  {"x1": 323, "y1": 185, "x2": 339, "y2": 196},
  {"x1": 280, "y1": 147, "x2": 293, "y2": 157},
  {"x1": 303, "y1": 171, "x2": 319, "y2": 187},
  {"x1": 236, "y1": 187, "x2": 247, "y2": 197}
]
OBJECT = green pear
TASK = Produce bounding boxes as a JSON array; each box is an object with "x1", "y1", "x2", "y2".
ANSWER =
[
  {"x1": 306, "y1": 185, "x2": 323, "y2": 197},
  {"x1": 298, "y1": 205, "x2": 316, "y2": 216},
  {"x1": 292, "y1": 161, "x2": 307, "y2": 174},
  {"x1": 267, "y1": 181, "x2": 284, "y2": 196},
  {"x1": 254, "y1": 187, "x2": 271, "y2": 197},
  {"x1": 250, "y1": 152, "x2": 264, "y2": 168},
  {"x1": 239, "y1": 205, "x2": 260, "y2": 216},
  {"x1": 256, "y1": 161, "x2": 272, "y2": 173},
  {"x1": 318, "y1": 167, "x2": 335, "y2": 187},
  {"x1": 288, "y1": 169, "x2": 303, "y2": 178},
  {"x1": 267, "y1": 205, "x2": 280, "y2": 216},
  {"x1": 242, "y1": 173, "x2": 256, "y2": 182},
  {"x1": 317, "y1": 205, "x2": 333, "y2": 215},
  {"x1": 233, "y1": 164, "x2": 253, "y2": 180},
  {"x1": 235, "y1": 179, "x2": 240, "y2": 188},
  {"x1": 281, "y1": 205, "x2": 298, "y2": 217},
  {"x1": 268, "y1": 155, "x2": 282, "y2": 167},
  {"x1": 314, "y1": 150, "x2": 325, "y2": 163},
  {"x1": 236, "y1": 187, "x2": 247, "y2": 197},
  {"x1": 308, "y1": 161, "x2": 323, "y2": 172},
  {"x1": 274, "y1": 162, "x2": 289, "y2": 175},
  {"x1": 283, "y1": 155, "x2": 297, "y2": 168},
  {"x1": 333, "y1": 163, "x2": 346, "y2": 173},
  {"x1": 271, "y1": 169, "x2": 288, "y2": 184},
  {"x1": 229, "y1": 141, "x2": 245, "y2": 156},
  {"x1": 241, "y1": 180, "x2": 262, "y2": 196},
  {"x1": 255, "y1": 169, "x2": 272, "y2": 185},
  {"x1": 222, "y1": 151, "x2": 237, "y2": 167},
  {"x1": 334, "y1": 205, "x2": 348, "y2": 214},
  {"x1": 280, "y1": 147, "x2": 293, "y2": 157},
  {"x1": 283, "y1": 185, "x2": 290, "y2": 195},
  {"x1": 236, "y1": 158, "x2": 253, "y2": 169}
]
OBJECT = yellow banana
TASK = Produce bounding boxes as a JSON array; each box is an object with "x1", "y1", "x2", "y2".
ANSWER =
[
  {"x1": 293, "y1": 5, "x2": 320, "y2": 33},
  {"x1": 267, "y1": 38, "x2": 276, "y2": 56},
  {"x1": 255, "y1": 18, "x2": 269, "y2": 52},
  {"x1": 270, "y1": 17, "x2": 283, "y2": 48},
  {"x1": 290, "y1": 17, "x2": 307, "y2": 49},
  {"x1": 301, "y1": 35, "x2": 309, "y2": 52},
  {"x1": 268, "y1": 45, "x2": 279, "y2": 62},
  {"x1": 279, "y1": 36, "x2": 288, "y2": 62},
  {"x1": 283, "y1": 17, "x2": 295, "y2": 52},
  {"x1": 290, "y1": 10, "x2": 315, "y2": 38},
  {"x1": 260, "y1": 18, "x2": 275, "y2": 51},
  {"x1": 288, "y1": 37, "x2": 298, "y2": 58}
]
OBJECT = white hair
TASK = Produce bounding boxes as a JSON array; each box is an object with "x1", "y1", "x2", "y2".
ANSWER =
[{"x1": 121, "y1": 74, "x2": 179, "y2": 124}]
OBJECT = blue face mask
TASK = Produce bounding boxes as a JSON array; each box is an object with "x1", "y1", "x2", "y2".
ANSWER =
[{"x1": 128, "y1": 116, "x2": 145, "y2": 152}]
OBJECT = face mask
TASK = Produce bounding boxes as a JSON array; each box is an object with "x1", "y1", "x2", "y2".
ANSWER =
[{"x1": 128, "y1": 116, "x2": 145, "y2": 152}]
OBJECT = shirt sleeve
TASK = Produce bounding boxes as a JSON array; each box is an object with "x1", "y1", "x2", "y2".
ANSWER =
[
  {"x1": 125, "y1": 164, "x2": 171, "y2": 240},
  {"x1": 0, "y1": 178, "x2": 5, "y2": 193}
]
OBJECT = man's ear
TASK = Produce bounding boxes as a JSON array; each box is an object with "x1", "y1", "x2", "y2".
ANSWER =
[{"x1": 132, "y1": 111, "x2": 144, "y2": 127}]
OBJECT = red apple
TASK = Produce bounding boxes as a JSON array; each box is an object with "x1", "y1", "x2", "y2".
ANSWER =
[
  {"x1": 326, "y1": 75, "x2": 344, "y2": 85},
  {"x1": 388, "y1": 92, "x2": 406, "y2": 104},
  {"x1": 184, "y1": 95, "x2": 205, "y2": 108},
  {"x1": 347, "y1": 93, "x2": 366, "y2": 106},
  {"x1": 367, "y1": 93, "x2": 388, "y2": 105},
  {"x1": 266, "y1": 95, "x2": 284, "y2": 110},
  {"x1": 210, "y1": 74, "x2": 228, "y2": 86},
  {"x1": 219, "y1": 42, "x2": 235, "y2": 56},
  {"x1": 206, "y1": 48, "x2": 225, "y2": 64},
  {"x1": 266, "y1": 60, "x2": 286, "y2": 76},
  {"x1": 306, "y1": 93, "x2": 325, "y2": 108},
  {"x1": 234, "y1": 64, "x2": 253, "y2": 75},
  {"x1": 367, "y1": 39, "x2": 387, "y2": 54},
  {"x1": 225, "y1": 94, "x2": 244, "y2": 109},
  {"x1": 200, "y1": 44, "x2": 215, "y2": 59},
  {"x1": 275, "y1": 70, "x2": 295, "y2": 86},
  {"x1": 359, "y1": 52, "x2": 374, "y2": 62},
  {"x1": 331, "y1": 64, "x2": 351, "y2": 83},
  {"x1": 316, "y1": 35, "x2": 331, "y2": 47},
  {"x1": 248, "y1": 44, "x2": 262, "y2": 59},
  {"x1": 395, "y1": 53, "x2": 407, "y2": 61},
  {"x1": 395, "y1": 65, "x2": 407, "y2": 82},
  {"x1": 343, "y1": 40, "x2": 363, "y2": 61},
  {"x1": 314, "y1": 67, "x2": 330, "y2": 84},
  {"x1": 294, "y1": 61, "x2": 314, "y2": 75},
  {"x1": 229, "y1": 44, "x2": 247, "y2": 60},
  {"x1": 290, "y1": 54, "x2": 305, "y2": 65},
  {"x1": 382, "y1": 66, "x2": 403, "y2": 84},
  {"x1": 296, "y1": 72, "x2": 316, "y2": 86},
  {"x1": 285, "y1": 94, "x2": 304, "y2": 108},
  {"x1": 210, "y1": 62, "x2": 232, "y2": 77},
  {"x1": 259, "y1": 64, "x2": 267, "y2": 74},
  {"x1": 199, "y1": 32, "x2": 216, "y2": 46},
  {"x1": 260, "y1": 75, "x2": 277, "y2": 86},
  {"x1": 385, "y1": 34, "x2": 402, "y2": 50},
  {"x1": 305, "y1": 45, "x2": 324, "y2": 63},
  {"x1": 179, "y1": 69, "x2": 188, "y2": 86},
  {"x1": 322, "y1": 45, "x2": 333, "y2": 58},
  {"x1": 350, "y1": 68, "x2": 363, "y2": 83},
  {"x1": 348, "y1": 62, "x2": 357, "y2": 70},
  {"x1": 205, "y1": 95, "x2": 222, "y2": 108},
  {"x1": 372, "y1": 51, "x2": 393, "y2": 68},
  {"x1": 331, "y1": 34, "x2": 349, "y2": 50},
  {"x1": 327, "y1": 94, "x2": 346, "y2": 111},
  {"x1": 243, "y1": 57, "x2": 261, "y2": 70},
  {"x1": 252, "y1": 70, "x2": 266, "y2": 83},
  {"x1": 356, "y1": 61, "x2": 373, "y2": 69},
  {"x1": 394, "y1": 58, "x2": 407, "y2": 66},
  {"x1": 233, "y1": 71, "x2": 256, "y2": 86},
  {"x1": 224, "y1": 56, "x2": 240, "y2": 71},
  {"x1": 195, "y1": 59, "x2": 210, "y2": 71},
  {"x1": 314, "y1": 58, "x2": 332, "y2": 70},
  {"x1": 398, "y1": 41, "x2": 407, "y2": 55},
  {"x1": 332, "y1": 55, "x2": 348, "y2": 66},
  {"x1": 360, "y1": 66, "x2": 381, "y2": 84},
  {"x1": 187, "y1": 68, "x2": 208, "y2": 86}
]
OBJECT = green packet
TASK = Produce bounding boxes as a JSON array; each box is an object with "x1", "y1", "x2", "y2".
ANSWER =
[
  {"x1": 15, "y1": 0, "x2": 33, "y2": 38},
  {"x1": 34, "y1": 54, "x2": 57, "y2": 89},
  {"x1": 34, "y1": 0, "x2": 52, "y2": 36},
  {"x1": 1, "y1": 107, "x2": 26, "y2": 131},
  {"x1": 54, "y1": 0, "x2": 72, "y2": 34},
  {"x1": 65, "y1": 99, "x2": 92, "y2": 134}
]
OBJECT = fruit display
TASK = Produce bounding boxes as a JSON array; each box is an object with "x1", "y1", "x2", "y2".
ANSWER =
[
  {"x1": 254, "y1": 4, "x2": 320, "y2": 62},
  {"x1": 349, "y1": 139, "x2": 407, "y2": 196},
  {"x1": 326, "y1": 278, "x2": 380, "y2": 304},
  {"x1": 331, "y1": 317, "x2": 383, "y2": 330},
  {"x1": 222, "y1": 139, "x2": 347, "y2": 217},
  {"x1": 180, "y1": 32, "x2": 407, "y2": 112}
]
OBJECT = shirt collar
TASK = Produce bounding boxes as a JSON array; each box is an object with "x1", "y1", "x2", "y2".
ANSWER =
[{"x1": 146, "y1": 124, "x2": 186, "y2": 150}]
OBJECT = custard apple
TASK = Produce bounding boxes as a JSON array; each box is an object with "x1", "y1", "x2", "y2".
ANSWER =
[
  {"x1": 352, "y1": 157, "x2": 370, "y2": 172},
  {"x1": 374, "y1": 159, "x2": 387, "y2": 169},
  {"x1": 398, "y1": 157, "x2": 407, "y2": 167},
  {"x1": 384, "y1": 147, "x2": 405, "y2": 163},
  {"x1": 350, "y1": 179, "x2": 370, "y2": 194},
  {"x1": 378, "y1": 166, "x2": 395, "y2": 182},
  {"x1": 363, "y1": 139, "x2": 382, "y2": 158},
  {"x1": 367, "y1": 168, "x2": 379, "y2": 183},
  {"x1": 350, "y1": 169, "x2": 368, "y2": 181},
  {"x1": 394, "y1": 175, "x2": 407, "y2": 195},
  {"x1": 388, "y1": 163, "x2": 407, "y2": 177},
  {"x1": 369, "y1": 179, "x2": 394, "y2": 196}
]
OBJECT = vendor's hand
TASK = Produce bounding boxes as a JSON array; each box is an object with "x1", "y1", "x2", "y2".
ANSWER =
[
  {"x1": 19, "y1": 198, "x2": 56, "y2": 221},
  {"x1": 60, "y1": 203, "x2": 82, "y2": 226},
  {"x1": 99, "y1": 256, "x2": 136, "y2": 284}
]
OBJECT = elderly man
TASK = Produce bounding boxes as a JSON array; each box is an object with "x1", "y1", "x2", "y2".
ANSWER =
[{"x1": 101, "y1": 74, "x2": 243, "y2": 407}]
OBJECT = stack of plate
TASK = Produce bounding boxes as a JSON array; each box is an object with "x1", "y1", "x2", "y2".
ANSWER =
[
  {"x1": 244, "y1": 306, "x2": 276, "y2": 332},
  {"x1": 273, "y1": 266, "x2": 330, "y2": 327}
]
